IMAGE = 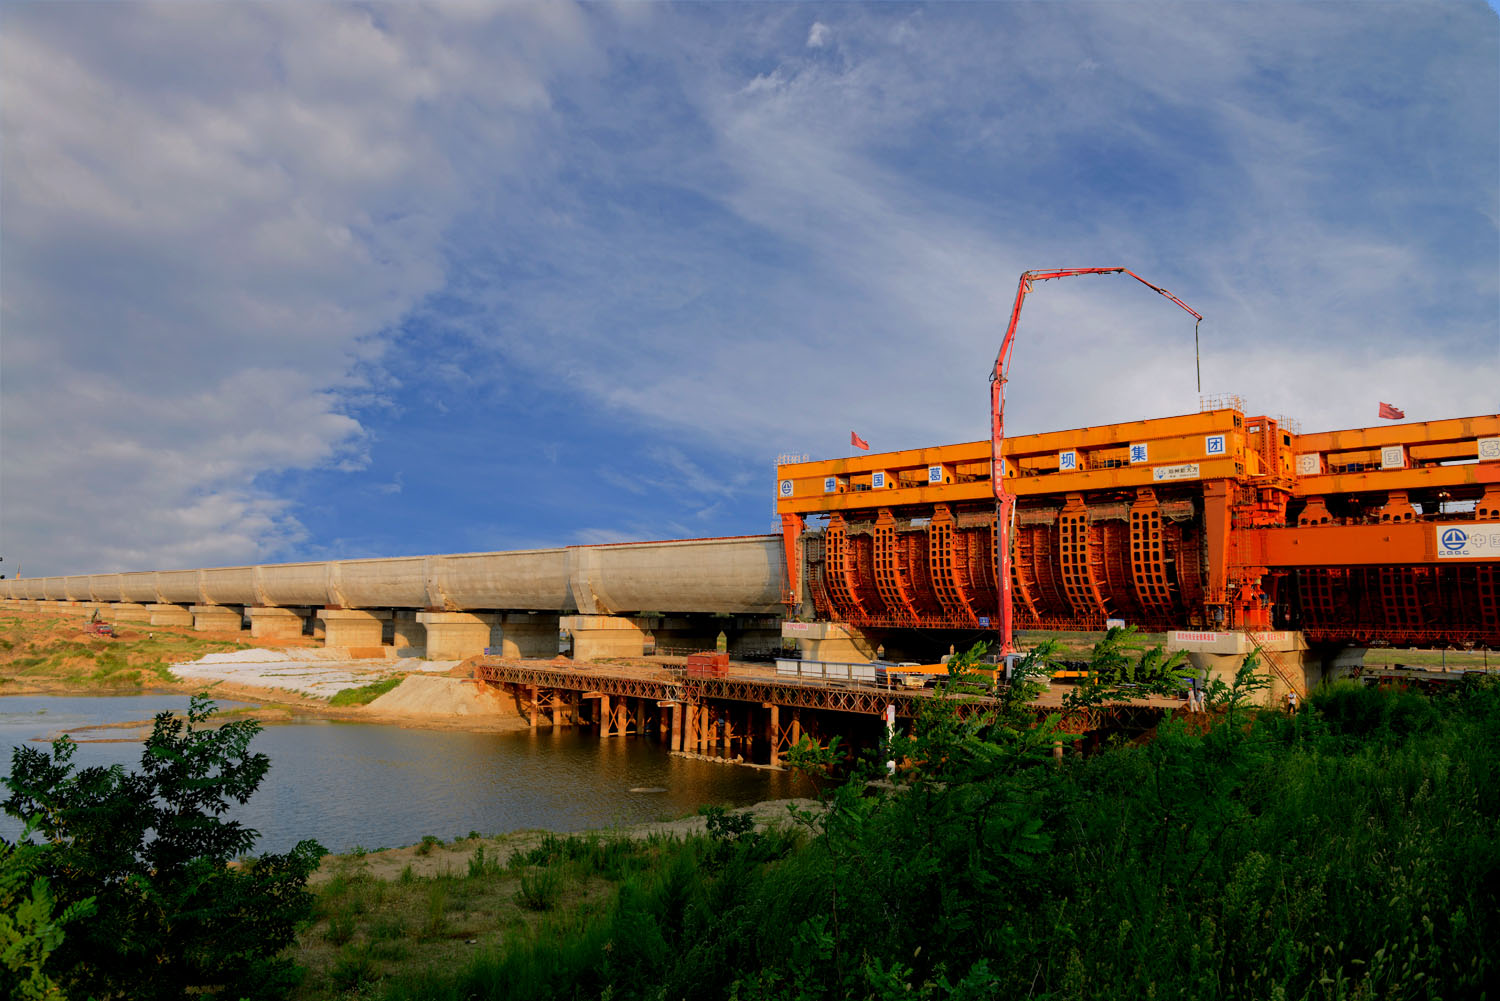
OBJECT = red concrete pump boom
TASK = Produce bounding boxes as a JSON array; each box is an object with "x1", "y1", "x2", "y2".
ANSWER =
[{"x1": 990, "y1": 268, "x2": 1203, "y2": 658}]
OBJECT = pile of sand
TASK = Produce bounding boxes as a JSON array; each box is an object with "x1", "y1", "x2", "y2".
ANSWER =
[{"x1": 365, "y1": 675, "x2": 513, "y2": 718}]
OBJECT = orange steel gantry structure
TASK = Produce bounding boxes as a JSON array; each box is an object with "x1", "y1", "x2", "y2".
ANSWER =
[{"x1": 776, "y1": 408, "x2": 1500, "y2": 649}]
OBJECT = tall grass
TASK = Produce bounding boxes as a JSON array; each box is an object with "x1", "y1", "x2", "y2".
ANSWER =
[{"x1": 369, "y1": 680, "x2": 1498, "y2": 1001}]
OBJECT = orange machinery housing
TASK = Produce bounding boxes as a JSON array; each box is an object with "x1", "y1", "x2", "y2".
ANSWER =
[{"x1": 775, "y1": 408, "x2": 1500, "y2": 649}]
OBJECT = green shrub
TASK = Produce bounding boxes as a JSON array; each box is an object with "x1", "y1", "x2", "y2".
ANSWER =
[
  {"x1": 1310, "y1": 678, "x2": 1440, "y2": 737},
  {"x1": 421, "y1": 885, "x2": 450, "y2": 939},
  {"x1": 2, "y1": 696, "x2": 324, "y2": 1001},
  {"x1": 514, "y1": 866, "x2": 563, "y2": 911},
  {"x1": 324, "y1": 909, "x2": 356, "y2": 946},
  {"x1": 329, "y1": 675, "x2": 404, "y2": 707},
  {"x1": 468, "y1": 843, "x2": 496, "y2": 878},
  {"x1": 328, "y1": 944, "x2": 377, "y2": 992}
]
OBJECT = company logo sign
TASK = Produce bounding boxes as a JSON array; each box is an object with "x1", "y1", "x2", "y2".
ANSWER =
[
  {"x1": 1436, "y1": 523, "x2": 1500, "y2": 559},
  {"x1": 1153, "y1": 463, "x2": 1201, "y2": 482}
]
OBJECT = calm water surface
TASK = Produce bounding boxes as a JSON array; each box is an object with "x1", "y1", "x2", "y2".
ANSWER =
[{"x1": 0, "y1": 694, "x2": 808, "y2": 853}]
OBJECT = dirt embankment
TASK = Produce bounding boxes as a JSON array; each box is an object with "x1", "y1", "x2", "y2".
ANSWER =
[{"x1": 0, "y1": 608, "x2": 529, "y2": 733}]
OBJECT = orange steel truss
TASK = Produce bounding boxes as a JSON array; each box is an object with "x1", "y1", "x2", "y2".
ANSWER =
[{"x1": 777, "y1": 409, "x2": 1500, "y2": 648}]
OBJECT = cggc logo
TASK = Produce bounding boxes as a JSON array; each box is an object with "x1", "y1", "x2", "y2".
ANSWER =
[{"x1": 1440, "y1": 528, "x2": 1468, "y2": 549}]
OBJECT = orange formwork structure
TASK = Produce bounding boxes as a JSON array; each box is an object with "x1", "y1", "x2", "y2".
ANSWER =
[{"x1": 775, "y1": 408, "x2": 1500, "y2": 649}]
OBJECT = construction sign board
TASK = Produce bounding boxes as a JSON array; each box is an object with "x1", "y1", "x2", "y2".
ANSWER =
[{"x1": 1436, "y1": 523, "x2": 1500, "y2": 560}]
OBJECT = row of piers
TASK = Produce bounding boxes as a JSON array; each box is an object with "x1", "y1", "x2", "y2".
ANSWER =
[{"x1": 0, "y1": 598, "x2": 782, "y2": 664}]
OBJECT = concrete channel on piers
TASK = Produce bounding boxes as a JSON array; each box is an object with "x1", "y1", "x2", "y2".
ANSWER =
[{"x1": 0, "y1": 536, "x2": 790, "y2": 663}]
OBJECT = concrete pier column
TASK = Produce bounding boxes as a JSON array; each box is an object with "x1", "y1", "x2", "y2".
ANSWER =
[
  {"x1": 500, "y1": 613, "x2": 562, "y2": 659},
  {"x1": 108, "y1": 603, "x2": 154, "y2": 624},
  {"x1": 392, "y1": 611, "x2": 426, "y2": 655},
  {"x1": 248, "y1": 607, "x2": 309, "y2": 640},
  {"x1": 1166, "y1": 630, "x2": 1338, "y2": 702},
  {"x1": 559, "y1": 615, "x2": 647, "y2": 662},
  {"x1": 732, "y1": 616, "x2": 784, "y2": 658},
  {"x1": 317, "y1": 609, "x2": 390, "y2": 649},
  {"x1": 529, "y1": 686, "x2": 541, "y2": 729},
  {"x1": 415, "y1": 612, "x2": 500, "y2": 660},
  {"x1": 147, "y1": 604, "x2": 194, "y2": 628},
  {"x1": 599, "y1": 695, "x2": 612, "y2": 739},
  {"x1": 782, "y1": 621, "x2": 877, "y2": 662},
  {"x1": 191, "y1": 605, "x2": 244, "y2": 633}
]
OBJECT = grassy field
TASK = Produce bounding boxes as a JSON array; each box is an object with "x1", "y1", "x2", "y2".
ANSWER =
[
  {"x1": 0, "y1": 611, "x2": 248, "y2": 689},
  {"x1": 293, "y1": 829, "x2": 750, "y2": 999},
  {"x1": 286, "y1": 676, "x2": 1497, "y2": 1001}
]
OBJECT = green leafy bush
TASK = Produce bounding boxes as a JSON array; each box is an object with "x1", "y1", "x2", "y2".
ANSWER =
[
  {"x1": 0, "y1": 832, "x2": 95, "y2": 1001},
  {"x1": 3, "y1": 695, "x2": 324, "y2": 1000}
]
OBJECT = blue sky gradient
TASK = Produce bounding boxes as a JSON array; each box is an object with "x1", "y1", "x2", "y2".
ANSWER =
[{"x1": 1, "y1": 2, "x2": 1496, "y2": 574}]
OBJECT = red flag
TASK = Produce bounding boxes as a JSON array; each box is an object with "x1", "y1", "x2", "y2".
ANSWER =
[
  {"x1": 1378, "y1": 402, "x2": 1405, "y2": 420},
  {"x1": 851, "y1": 431, "x2": 869, "y2": 450}
]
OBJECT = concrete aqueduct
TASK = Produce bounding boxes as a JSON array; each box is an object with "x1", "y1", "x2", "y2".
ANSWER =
[{"x1": 0, "y1": 537, "x2": 787, "y2": 662}]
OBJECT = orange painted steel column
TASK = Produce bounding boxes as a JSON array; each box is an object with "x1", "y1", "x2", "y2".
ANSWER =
[
  {"x1": 1202, "y1": 480, "x2": 1235, "y2": 618},
  {"x1": 768, "y1": 704, "x2": 780, "y2": 768},
  {"x1": 780, "y1": 513, "x2": 804, "y2": 612}
]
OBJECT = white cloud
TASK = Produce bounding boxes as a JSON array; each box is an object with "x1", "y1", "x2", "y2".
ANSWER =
[
  {"x1": 807, "y1": 22, "x2": 831, "y2": 48},
  {"x1": 477, "y1": 3, "x2": 1496, "y2": 458},
  {"x1": 0, "y1": 3, "x2": 596, "y2": 573}
]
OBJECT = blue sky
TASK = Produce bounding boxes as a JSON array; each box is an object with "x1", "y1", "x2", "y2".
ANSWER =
[{"x1": 1, "y1": 2, "x2": 1496, "y2": 575}]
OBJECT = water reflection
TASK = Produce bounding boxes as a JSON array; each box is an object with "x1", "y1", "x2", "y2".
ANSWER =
[{"x1": 0, "y1": 696, "x2": 807, "y2": 853}]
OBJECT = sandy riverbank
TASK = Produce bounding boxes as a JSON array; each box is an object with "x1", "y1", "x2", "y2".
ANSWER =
[
  {"x1": 311, "y1": 794, "x2": 822, "y2": 884},
  {"x1": 0, "y1": 608, "x2": 540, "y2": 733}
]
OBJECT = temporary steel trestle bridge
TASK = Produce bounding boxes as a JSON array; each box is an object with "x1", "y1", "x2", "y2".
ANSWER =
[{"x1": 475, "y1": 658, "x2": 1153, "y2": 767}]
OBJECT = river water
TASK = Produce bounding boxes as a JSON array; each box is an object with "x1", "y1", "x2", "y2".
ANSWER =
[{"x1": 0, "y1": 694, "x2": 808, "y2": 854}]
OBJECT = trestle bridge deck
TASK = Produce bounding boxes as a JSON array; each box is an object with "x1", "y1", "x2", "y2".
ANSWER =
[{"x1": 475, "y1": 657, "x2": 1167, "y2": 767}]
